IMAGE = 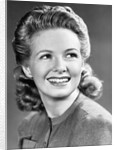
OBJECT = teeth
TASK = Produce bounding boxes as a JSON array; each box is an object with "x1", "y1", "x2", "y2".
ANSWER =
[{"x1": 48, "y1": 78, "x2": 69, "y2": 83}]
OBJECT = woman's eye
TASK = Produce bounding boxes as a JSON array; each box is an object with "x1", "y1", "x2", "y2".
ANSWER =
[
  {"x1": 40, "y1": 54, "x2": 52, "y2": 60},
  {"x1": 66, "y1": 53, "x2": 78, "y2": 58}
]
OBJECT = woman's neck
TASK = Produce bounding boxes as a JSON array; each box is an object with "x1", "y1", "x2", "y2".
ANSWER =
[{"x1": 39, "y1": 89, "x2": 80, "y2": 118}]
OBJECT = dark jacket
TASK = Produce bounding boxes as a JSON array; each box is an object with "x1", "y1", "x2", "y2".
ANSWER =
[{"x1": 18, "y1": 93, "x2": 112, "y2": 149}]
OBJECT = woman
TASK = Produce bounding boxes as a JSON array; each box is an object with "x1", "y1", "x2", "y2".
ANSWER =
[{"x1": 12, "y1": 5, "x2": 112, "y2": 148}]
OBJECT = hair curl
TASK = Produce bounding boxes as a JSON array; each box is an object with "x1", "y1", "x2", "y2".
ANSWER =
[{"x1": 12, "y1": 5, "x2": 103, "y2": 111}]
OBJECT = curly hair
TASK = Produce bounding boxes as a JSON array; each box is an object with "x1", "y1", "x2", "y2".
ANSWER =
[{"x1": 12, "y1": 5, "x2": 103, "y2": 111}]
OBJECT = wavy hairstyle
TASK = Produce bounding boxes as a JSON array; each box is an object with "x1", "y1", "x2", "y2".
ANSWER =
[{"x1": 12, "y1": 5, "x2": 103, "y2": 111}]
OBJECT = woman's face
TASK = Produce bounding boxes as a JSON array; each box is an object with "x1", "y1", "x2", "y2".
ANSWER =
[{"x1": 28, "y1": 28, "x2": 83, "y2": 99}]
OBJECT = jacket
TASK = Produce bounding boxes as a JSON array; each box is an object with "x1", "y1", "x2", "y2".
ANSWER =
[{"x1": 18, "y1": 93, "x2": 112, "y2": 149}]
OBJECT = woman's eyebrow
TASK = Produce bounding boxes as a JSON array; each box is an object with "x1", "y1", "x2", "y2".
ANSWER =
[
  {"x1": 35, "y1": 50, "x2": 52, "y2": 56},
  {"x1": 65, "y1": 48, "x2": 79, "y2": 52}
]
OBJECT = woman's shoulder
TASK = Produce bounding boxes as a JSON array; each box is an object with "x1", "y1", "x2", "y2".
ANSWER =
[
  {"x1": 72, "y1": 94, "x2": 112, "y2": 145},
  {"x1": 78, "y1": 93, "x2": 112, "y2": 124},
  {"x1": 18, "y1": 111, "x2": 43, "y2": 138}
]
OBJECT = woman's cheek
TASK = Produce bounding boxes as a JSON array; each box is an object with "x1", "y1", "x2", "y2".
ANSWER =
[
  {"x1": 32, "y1": 62, "x2": 51, "y2": 78},
  {"x1": 69, "y1": 62, "x2": 82, "y2": 77}
]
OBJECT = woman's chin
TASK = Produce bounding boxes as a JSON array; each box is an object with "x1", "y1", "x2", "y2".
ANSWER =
[{"x1": 46, "y1": 89, "x2": 74, "y2": 100}]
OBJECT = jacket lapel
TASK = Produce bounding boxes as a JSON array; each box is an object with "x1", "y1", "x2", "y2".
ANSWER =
[{"x1": 22, "y1": 139, "x2": 37, "y2": 149}]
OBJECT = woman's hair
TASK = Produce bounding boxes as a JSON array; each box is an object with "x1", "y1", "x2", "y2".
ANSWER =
[{"x1": 12, "y1": 5, "x2": 103, "y2": 111}]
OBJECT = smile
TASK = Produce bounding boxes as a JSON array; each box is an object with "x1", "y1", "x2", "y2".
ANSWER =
[{"x1": 47, "y1": 77, "x2": 70, "y2": 85}]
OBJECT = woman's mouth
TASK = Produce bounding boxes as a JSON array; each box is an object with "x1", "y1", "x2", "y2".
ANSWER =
[{"x1": 47, "y1": 77, "x2": 71, "y2": 86}]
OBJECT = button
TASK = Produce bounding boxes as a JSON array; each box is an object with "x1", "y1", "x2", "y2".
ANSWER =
[{"x1": 43, "y1": 141, "x2": 47, "y2": 147}]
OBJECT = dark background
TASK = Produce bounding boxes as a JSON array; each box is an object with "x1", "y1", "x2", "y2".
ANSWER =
[{"x1": 7, "y1": 0, "x2": 112, "y2": 149}]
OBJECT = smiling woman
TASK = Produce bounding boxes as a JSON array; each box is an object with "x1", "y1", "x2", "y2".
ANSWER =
[
  {"x1": 28, "y1": 29, "x2": 82, "y2": 101},
  {"x1": 12, "y1": 5, "x2": 112, "y2": 149}
]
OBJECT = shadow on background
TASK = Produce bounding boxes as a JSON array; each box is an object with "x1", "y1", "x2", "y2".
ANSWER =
[{"x1": 7, "y1": 1, "x2": 112, "y2": 149}]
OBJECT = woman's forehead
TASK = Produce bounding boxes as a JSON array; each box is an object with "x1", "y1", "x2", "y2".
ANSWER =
[{"x1": 30, "y1": 28, "x2": 81, "y2": 54}]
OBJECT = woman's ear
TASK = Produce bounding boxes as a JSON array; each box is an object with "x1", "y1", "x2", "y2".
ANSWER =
[{"x1": 22, "y1": 66, "x2": 32, "y2": 78}]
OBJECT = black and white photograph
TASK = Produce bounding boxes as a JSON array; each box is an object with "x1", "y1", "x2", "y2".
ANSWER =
[{"x1": 7, "y1": 0, "x2": 112, "y2": 149}]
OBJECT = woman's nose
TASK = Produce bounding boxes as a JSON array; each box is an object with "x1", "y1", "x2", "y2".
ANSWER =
[{"x1": 52, "y1": 57, "x2": 67, "y2": 73}]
